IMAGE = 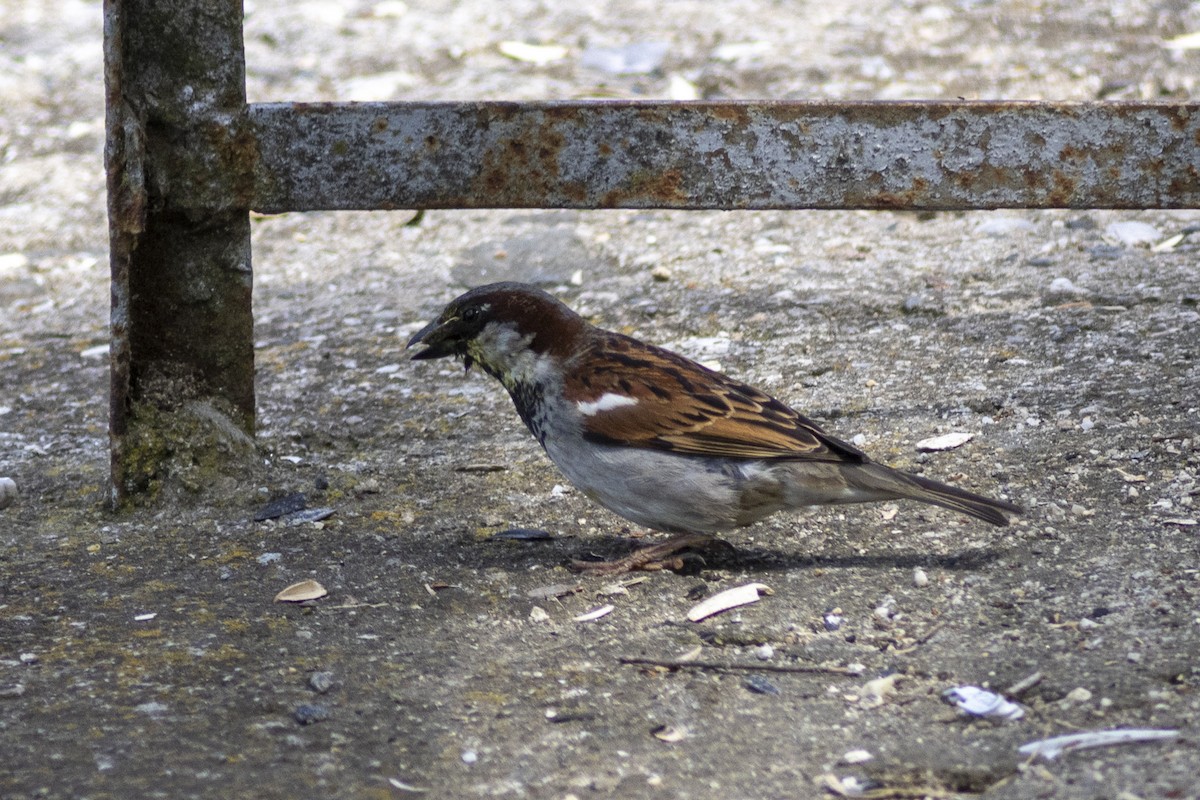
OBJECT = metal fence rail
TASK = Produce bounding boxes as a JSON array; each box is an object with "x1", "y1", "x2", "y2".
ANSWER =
[
  {"x1": 103, "y1": 0, "x2": 1200, "y2": 504},
  {"x1": 250, "y1": 100, "x2": 1200, "y2": 213}
]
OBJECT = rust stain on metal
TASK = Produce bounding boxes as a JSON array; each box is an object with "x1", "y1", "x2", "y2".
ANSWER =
[
  {"x1": 474, "y1": 121, "x2": 566, "y2": 205},
  {"x1": 1048, "y1": 171, "x2": 1077, "y2": 206},
  {"x1": 600, "y1": 169, "x2": 687, "y2": 207}
]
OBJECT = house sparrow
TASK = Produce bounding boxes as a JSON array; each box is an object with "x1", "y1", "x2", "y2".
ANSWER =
[{"x1": 408, "y1": 282, "x2": 1021, "y2": 572}]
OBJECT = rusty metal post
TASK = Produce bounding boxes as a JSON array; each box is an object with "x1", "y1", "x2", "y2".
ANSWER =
[{"x1": 104, "y1": 0, "x2": 256, "y2": 506}]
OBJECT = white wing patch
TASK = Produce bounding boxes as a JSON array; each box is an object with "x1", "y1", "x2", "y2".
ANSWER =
[{"x1": 576, "y1": 393, "x2": 639, "y2": 416}]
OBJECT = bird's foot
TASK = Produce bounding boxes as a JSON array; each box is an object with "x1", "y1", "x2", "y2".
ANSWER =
[{"x1": 569, "y1": 533, "x2": 731, "y2": 575}]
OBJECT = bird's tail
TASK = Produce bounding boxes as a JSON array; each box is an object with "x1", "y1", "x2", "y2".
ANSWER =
[{"x1": 849, "y1": 463, "x2": 1022, "y2": 527}]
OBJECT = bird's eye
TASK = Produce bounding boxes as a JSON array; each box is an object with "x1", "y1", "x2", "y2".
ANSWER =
[{"x1": 461, "y1": 306, "x2": 480, "y2": 323}]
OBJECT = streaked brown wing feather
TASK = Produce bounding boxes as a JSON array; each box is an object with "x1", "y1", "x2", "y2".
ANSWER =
[{"x1": 565, "y1": 333, "x2": 866, "y2": 463}]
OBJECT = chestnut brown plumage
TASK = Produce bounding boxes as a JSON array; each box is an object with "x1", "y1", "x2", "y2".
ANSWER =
[{"x1": 409, "y1": 282, "x2": 1021, "y2": 571}]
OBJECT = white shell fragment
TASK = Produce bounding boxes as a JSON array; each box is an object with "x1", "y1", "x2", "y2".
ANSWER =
[
  {"x1": 1163, "y1": 31, "x2": 1200, "y2": 49},
  {"x1": 915, "y1": 432, "x2": 974, "y2": 452},
  {"x1": 498, "y1": 41, "x2": 567, "y2": 64},
  {"x1": 687, "y1": 582, "x2": 772, "y2": 622},
  {"x1": 859, "y1": 673, "x2": 901, "y2": 708},
  {"x1": 652, "y1": 724, "x2": 687, "y2": 743},
  {"x1": 274, "y1": 579, "x2": 328, "y2": 603},
  {"x1": 1151, "y1": 232, "x2": 1186, "y2": 253},
  {"x1": 574, "y1": 604, "x2": 614, "y2": 622},
  {"x1": 1019, "y1": 729, "x2": 1180, "y2": 761},
  {"x1": 388, "y1": 778, "x2": 430, "y2": 793},
  {"x1": 821, "y1": 774, "x2": 869, "y2": 797},
  {"x1": 841, "y1": 749, "x2": 873, "y2": 764},
  {"x1": 133, "y1": 613, "x2": 157, "y2": 622},
  {"x1": 943, "y1": 686, "x2": 1025, "y2": 721}
]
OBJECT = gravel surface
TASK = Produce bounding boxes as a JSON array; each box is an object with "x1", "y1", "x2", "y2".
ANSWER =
[{"x1": 3, "y1": 1, "x2": 1200, "y2": 798}]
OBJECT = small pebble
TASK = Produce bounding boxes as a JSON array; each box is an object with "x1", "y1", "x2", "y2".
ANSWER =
[
  {"x1": 1063, "y1": 687, "x2": 1093, "y2": 704},
  {"x1": 254, "y1": 492, "x2": 307, "y2": 522},
  {"x1": 309, "y1": 671, "x2": 335, "y2": 694},
  {"x1": 754, "y1": 644, "x2": 774, "y2": 661},
  {"x1": 823, "y1": 612, "x2": 843, "y2": 632},
  {"x1": 1105, "y1": 220, "x2": 1160, "y2": 247},
  {"x1": 650, "y1": 265, "x2": 672, "y2": 282},
  {"x1": 581, "y1": 41, "x2": 669, "y2": 74},
  {"x1": 529, "y1": 606, "x2": 550, "y2": 622},
  {"x1": 0, "y1": 477, "x2": 17, "y2": 509},
  {"x1": 461, "y1": 749, "x2": 478, "y2": 765},
  {"x1": 256, "y1": 552, "x2": 282, "y2": 566},
  {"x1": 1088, "y1": 244, "x2": 1123, "y2": 261},
  {"x1": 1048, "y1": 277, "x2": 1082, "y2": 294},
  {"x1": 281, "y1": 507, "x2": 335, "y2": 524},
  {"x1": 493, "y1": 528, "x2": 554, "y2": 540},
  {"x1": 294, "y1": 703, "x2": 330, "y2": 725},
  {"x1": 18, "y1": 653, "x2": 38, "y2": 665},
  {"x1": 976, "y1": 216, "x2": 1035, "y2": 236},
  {"x1": 744, "y1": 674, "x2": 781, "y2": 695},
  {"x1": 912, "y1": 568, "x2": 929, "y2": 587},
  {"x1": 0, "y1": 684, "x2": 25, "y2": 699}
]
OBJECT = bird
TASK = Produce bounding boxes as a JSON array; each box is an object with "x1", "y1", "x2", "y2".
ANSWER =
[{"x1": 408, "y1": 282, "x2": 1021, "y2": 573}]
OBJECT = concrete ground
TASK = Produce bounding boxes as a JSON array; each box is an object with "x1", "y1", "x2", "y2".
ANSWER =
[{"x1": 2, "y1": 1, "x2": 1199, "y2": 798}]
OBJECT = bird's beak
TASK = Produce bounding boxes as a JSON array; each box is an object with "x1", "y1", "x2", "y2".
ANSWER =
[
  {"x1": 408, "y1": 314, "x2": 472, "y2": 364},
  {"x1": 406, "y1": 316, "x2": 458, "y2": 360}
]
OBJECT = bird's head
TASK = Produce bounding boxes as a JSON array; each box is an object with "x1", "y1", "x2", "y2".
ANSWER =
[{"x1": 407, "y1": 282, "x2": 586, "y2": 385}]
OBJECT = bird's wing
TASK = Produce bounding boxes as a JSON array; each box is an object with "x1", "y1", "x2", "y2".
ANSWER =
[{"x1": 563, "y1": 332, "x2": 867, "y2": 462}]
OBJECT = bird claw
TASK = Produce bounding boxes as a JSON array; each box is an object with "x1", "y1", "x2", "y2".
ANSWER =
[{"x1": 568, "y1": 533, "x2": 729, "y2": 575}]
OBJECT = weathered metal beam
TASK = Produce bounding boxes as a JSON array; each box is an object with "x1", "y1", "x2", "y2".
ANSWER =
[
  {"x1": 249, "y1": 101, "x2": 1200, "y2": 212},
  {"x1": 104, "y1": 0, "x2": 255, "y2": 506}
]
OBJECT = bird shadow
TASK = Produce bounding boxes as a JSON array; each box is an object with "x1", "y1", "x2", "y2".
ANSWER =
[
  {"x1": 708, "y1": 544, "x2": 1004, "y2": 573},
  {"x1": 476, "y1": 534, "x2": 1005, "y2": 575}
]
